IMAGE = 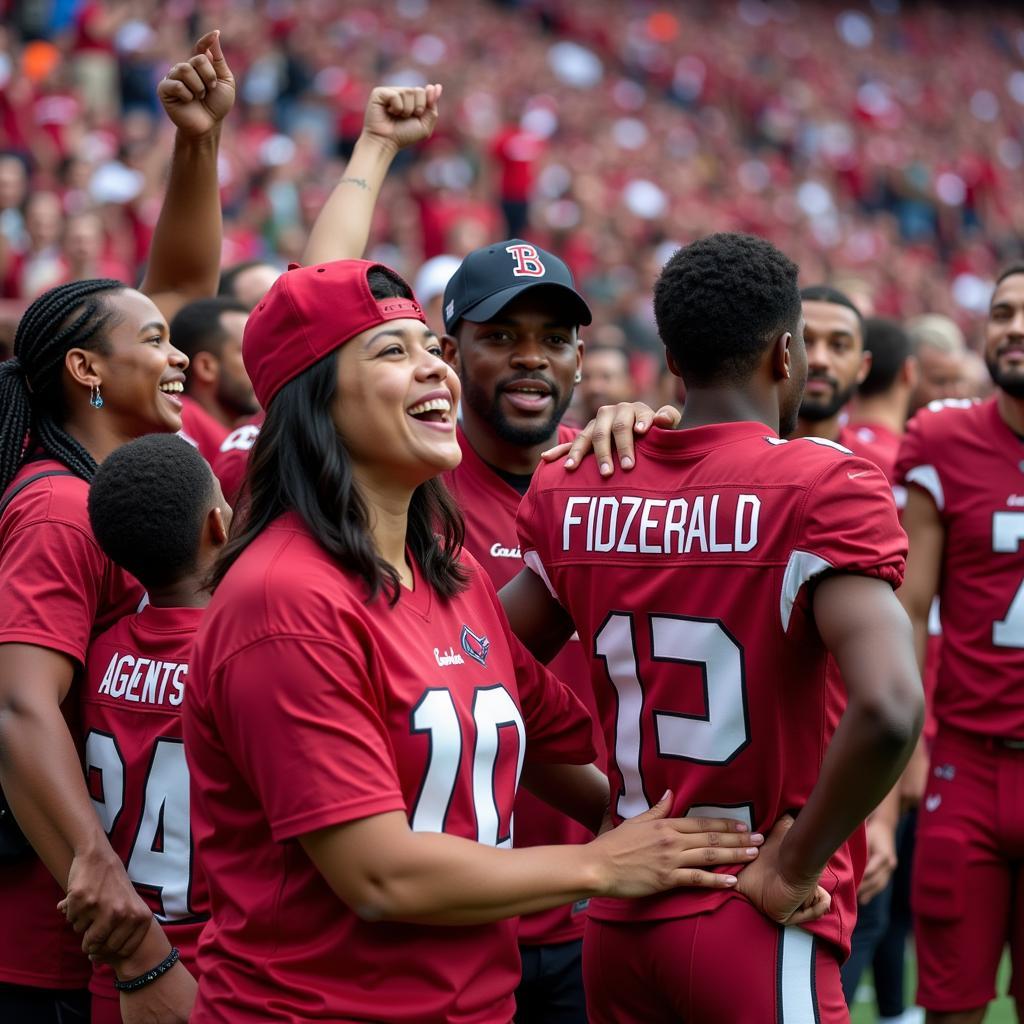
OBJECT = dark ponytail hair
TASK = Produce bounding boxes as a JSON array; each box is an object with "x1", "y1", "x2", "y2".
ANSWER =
[
  {"x1": 0, "y1": 278, "x2": 125, "y2": 494},
  {"x1": 210, "y1": 268, "x2": 468, "y2": 603}
]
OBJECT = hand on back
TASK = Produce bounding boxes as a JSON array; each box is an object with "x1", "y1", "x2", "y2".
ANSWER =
[
  {"x1": 591, "y1": 791, "x2": 763, "y2": 899},
  {"x1": 734, "y1": 815, "x2": 831, "y2": 925}
]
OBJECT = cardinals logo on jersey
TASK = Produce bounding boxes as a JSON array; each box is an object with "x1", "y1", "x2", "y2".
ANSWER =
[{"x1": 460, "y1": 625, "x2": 490, "y2": 666}]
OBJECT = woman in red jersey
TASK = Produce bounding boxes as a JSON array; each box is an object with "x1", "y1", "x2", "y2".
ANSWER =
[
  {"x1": 184, "y1": 257, "x2": 765, "y2": 1024},
  {"x1": 0, "y1": 30, "x2": 233, "y2": 1024}
]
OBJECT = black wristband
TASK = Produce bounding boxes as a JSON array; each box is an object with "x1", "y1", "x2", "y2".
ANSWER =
[{"x1": 113, "y1": 946, "x2": 181, "y2": 993}]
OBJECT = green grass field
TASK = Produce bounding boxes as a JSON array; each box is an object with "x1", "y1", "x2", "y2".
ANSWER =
[{"x1": 850, "y1": 952, "x2": 1016, "y2": 1023}]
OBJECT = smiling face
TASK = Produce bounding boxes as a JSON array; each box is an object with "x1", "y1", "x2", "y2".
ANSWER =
[
  {"x1": 985, "y1": 273, "x2": 1024, "y2": 399},
  {"x1": 447, "y1": 290, "x2": 581, "y2": 447},
  {"x1": 77, "y1": 288, "x2": 190, "y2": 436},
  {"x1": 799, "y1": 300, "x2": 868, "y2": 422},
  {"x1": 331, "y1": 318, "x2": 462, "y2": 494}
]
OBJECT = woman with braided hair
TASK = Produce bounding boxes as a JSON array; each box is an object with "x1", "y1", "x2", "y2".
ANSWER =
[
  {"x1": 0, "y1": 280, "x2": 194, "y2": 1021},
  {"x1": 0, "y1": 27, "x2": 236, "y2": 1024}
]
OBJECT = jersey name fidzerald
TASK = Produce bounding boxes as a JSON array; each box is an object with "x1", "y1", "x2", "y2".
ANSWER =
[{"x1": 561, "y1": 492, "x2": 760, "y2": 555}]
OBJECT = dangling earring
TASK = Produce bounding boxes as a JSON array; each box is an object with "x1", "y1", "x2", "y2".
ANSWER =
[
  {"x1": 90, "y1": 383, "x2": 104, "y2": 409},
  {"x1": 574, "y1": 370, "x2": 582, "y2": 384}
]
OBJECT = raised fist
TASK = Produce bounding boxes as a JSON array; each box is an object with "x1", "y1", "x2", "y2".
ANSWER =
[
  {"x1": 362, "y1": 84, "x2": 442, "y2": 153},
  {"x1": 158, "y1": 30, "x2": 236, "y2": 139}
]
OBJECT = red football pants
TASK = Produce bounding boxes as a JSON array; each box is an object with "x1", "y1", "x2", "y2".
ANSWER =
[
  {"x1": 583, "y1": 898, "x2": 848, "y2": 1023},
  {"x1": 913, "y1": 724, "x2": 1024, "y2": 1012}
]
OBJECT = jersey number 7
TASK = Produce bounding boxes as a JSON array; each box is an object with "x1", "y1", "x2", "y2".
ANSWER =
[{"x1": 993, "y1": 512, "x2": 1024, "y2": 648}]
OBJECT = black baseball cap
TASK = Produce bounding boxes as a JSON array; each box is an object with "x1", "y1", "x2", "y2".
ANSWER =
[{"x1": 442, "y1": 239, "x2": 592, "y2": 334}]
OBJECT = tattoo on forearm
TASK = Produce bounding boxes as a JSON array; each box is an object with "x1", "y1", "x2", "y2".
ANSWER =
[{"x1": 340, "y1": 177, "x2": 370, "y2": 190}]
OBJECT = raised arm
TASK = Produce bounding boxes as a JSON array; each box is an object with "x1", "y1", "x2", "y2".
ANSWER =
[
  {"x1": 302, "y1": 84, "x2": 441, "y2": 266},
  {"x1": 738, "y1": 574, "x2": 923, "y2": 922},
  {"x1": 141, "y1": 30, "x2": 236, "y2": 322}
]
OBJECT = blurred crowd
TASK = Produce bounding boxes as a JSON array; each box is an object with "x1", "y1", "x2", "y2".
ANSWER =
[{"x1": 3, "y1": 0, "x2": 1024, "y2": 374}]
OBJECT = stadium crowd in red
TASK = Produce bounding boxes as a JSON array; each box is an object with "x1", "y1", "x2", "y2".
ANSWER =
[{"x1": 3, "y1": 0, "x2": 1024, "y2": 354}]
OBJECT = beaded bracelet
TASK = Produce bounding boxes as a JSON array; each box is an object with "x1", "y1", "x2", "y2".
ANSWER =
[{"x1": 114, "y1": 947, "x2": 181, "y2": 993}]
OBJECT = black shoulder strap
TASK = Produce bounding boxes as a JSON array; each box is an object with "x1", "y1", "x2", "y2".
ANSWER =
[{"x1": 0, "y1": 470, "x2": 77, "y2": 518}]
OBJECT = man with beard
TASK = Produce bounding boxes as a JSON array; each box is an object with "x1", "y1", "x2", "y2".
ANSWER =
[
  {"x1": 440, "y1": 239, "x2": 605, "y2": 1023},
  {"x1": 789, "y1": 285, "x2": 871, "y2": 449},
  {"x1": 787, "y1": 288, "x2": 915, "y2": 1014},
  {"x1": 170, "y1": 297, "x2": 258, "y2": 463},
  {"x1": 895, "y1": 264, "x2": 1024, "y2": 1024}
]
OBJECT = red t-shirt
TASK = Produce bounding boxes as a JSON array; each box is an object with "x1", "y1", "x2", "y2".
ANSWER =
[
  {"x1": 185, "y1": 513, "x2": 596, "y2": 1023},
  {"x1": 517, "y1": 423, "x2": 906, "y2": 958},
  {"x1": 896, "y1": 397, "x2": 1024, "y2": 738},
  {"x1": 81, "y1": 604, "x2": 208, "y2": 1000},
  {"x1": 0, "y1": 458, "x2": 143, "y2": 988},
  {"x1": 210, "y1": 413, "x2": 264, "y2": 505},
  {"x1": 179, "y1": 396, "x2": 230, "y2": 467},
  {"x1": 445, "y1": 425, "x2": 605, "y2": 946}
]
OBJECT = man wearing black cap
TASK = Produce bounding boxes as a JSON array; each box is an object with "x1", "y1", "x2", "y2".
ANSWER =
[{"x1": 441, "y1": 239, "x2": 600, "y2": 1023}]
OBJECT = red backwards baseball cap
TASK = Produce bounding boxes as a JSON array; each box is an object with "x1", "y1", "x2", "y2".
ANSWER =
[{"x1": 243, "y1": 259, "x2": 425, "y2": 407}]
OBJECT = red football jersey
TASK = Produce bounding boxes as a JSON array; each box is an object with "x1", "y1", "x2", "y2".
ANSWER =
[
  {"x1": 896, "y1": 397, "x2": 1024, "y2": 737},
  {"x1": 445, "y1": 425, "x2": 605, "y2": 946},
  {"x1": 517, "y1": 422, "x2": 906, "y2": 958},
  {"x1": 840, "y1": 421, "x2": 902, "y2": 487},
  {"x1": 210, "y1": 412, "x2": 263, "y2": 505},
  {"x1": 81, "y1": 604, "x2": 208, "y2": 1000},
  {"x1": 185, "y1": 513, "x2": 596, "y2": 1023},
  {"x1": 0, "y1": 458, "x2": 143, "y2": 988}
]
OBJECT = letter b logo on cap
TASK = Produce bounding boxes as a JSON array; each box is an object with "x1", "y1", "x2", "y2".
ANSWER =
[{"x1": 505, "y1": 243, "x2": 546, "y2": 278}]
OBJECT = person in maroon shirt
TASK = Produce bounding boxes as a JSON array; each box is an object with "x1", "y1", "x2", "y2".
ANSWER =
[
  {"x1": 439, "y1": 238, "x2": 678, "y2": 1022},
  {"x1": 83, "y1": 434, "x2": 231, "y2": 1023},
  {"x1": 504, "y1": 233, "x2": 922, "y2": 1023},
  {"x1": 292, "y1": 93, "x2": 702, "y2": 1024},
  {"x1": 186, "y1": 256, "x2": 763, "y2": 1024},
  {"x1": 0, "y1": 30, "x2": 234, "y2": 1024},
  {"x1": 897, "y1": 263, "x2": 1024, "y2": 1024}
]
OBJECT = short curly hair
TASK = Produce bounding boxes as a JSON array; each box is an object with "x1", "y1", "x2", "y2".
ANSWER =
[
  {"x1": 88, "y1": 434, "x2": 215, "y2": 591},
  {"x1": 654, "y1": 234, "x2": 802, "y2": 387}
]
